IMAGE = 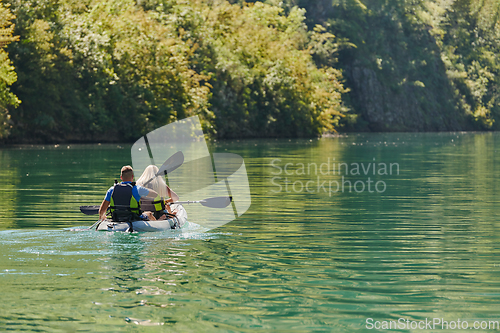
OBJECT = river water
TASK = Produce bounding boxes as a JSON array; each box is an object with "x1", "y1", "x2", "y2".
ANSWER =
[{"x1": 1, "y1": 133, "x2": 499, "y2": 331}]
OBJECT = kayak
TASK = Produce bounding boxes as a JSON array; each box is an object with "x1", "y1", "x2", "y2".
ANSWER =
[{"x1": 95, "y1": 204, "x2": 187, "y2": 232}]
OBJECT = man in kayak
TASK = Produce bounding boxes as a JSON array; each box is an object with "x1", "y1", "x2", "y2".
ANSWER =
[{"x1": 98, "y1": 165, "x2": 158, "y2": 222}]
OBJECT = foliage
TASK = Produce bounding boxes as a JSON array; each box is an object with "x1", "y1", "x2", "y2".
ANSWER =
[
  {"x1": 437, "y1": 0, "x2": 500, "y2": 129},
  {"x1": 5, "y1": 0, "x2": 213, "y2": 142},
  {"x1": 2, "y1": 0, "x2": 347, "y2": 142},
  {"x1": 195, "y1": 1, "x2": 347, "y2": 137},
  {"x1": 2, "y1": 0, "x2": 500, "y2": 141},
  {"x1": 275, "y1": 0, "x2": 500, "y2": 131},
  {"x1": 0, "y1": 3, "x2": 19, "y2": 139}
]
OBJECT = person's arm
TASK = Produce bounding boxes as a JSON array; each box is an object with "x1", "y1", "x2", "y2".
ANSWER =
[
  {"x1": 99, "y1": 200, "x2": 110, "y2": 220},
  {"x1": 166, "y1": 185, "x2": 179, "y2": 202},
  {"x1": 145, "y1": 188, "x2": 158, "y2": 198},
  {"x1": 135, "y1": 186, "x2": 158, "y2": 202}
]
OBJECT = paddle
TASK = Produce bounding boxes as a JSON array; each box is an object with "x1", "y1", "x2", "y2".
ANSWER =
[
  {"x1": 80, "y1": 196, "x2": 233, "y2": 216},
  {"x1": 142, "y1": 151, "x2": 184, "y2": 186},
  {"x1": 80, "y1": 205, "x2": 100, "y2": 215},
  {"x1": 88, "y1": 219, "x2": 103, "y2": 230},
  {"x1": 175, "y1": 196, "x2": 232, "y2": 209}
]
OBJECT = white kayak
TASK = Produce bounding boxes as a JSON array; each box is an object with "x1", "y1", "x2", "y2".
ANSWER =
[{"x1": 96, "y1": 204, "x2": 187, "y2": 232}]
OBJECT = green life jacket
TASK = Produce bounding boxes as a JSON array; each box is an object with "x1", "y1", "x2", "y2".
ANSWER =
[
  {"x1": 109, "y1": 182, "x2": 141, "y2": 222},
  {"x1": 153, "y1": 195, "x2": 165, "y2": 212}
]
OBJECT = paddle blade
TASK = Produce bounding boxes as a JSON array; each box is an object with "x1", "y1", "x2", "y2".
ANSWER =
[
  {"x1": 80, "y1": 205, "x2": 100, "y2": 215},
  {"x1": 158, "y1": 151, "x2": 184, "y2": 175},
  {"x1": 199, "y1": 196, "x2": 232, "y2": 209},
  {"x1": 143, "y1": 151, "x2": 185, "y2": 186}
]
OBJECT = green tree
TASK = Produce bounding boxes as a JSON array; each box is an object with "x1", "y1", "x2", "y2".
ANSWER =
[
  {"x1": 0, "y1": 3, "x2": 19, "y2": 139},
  {"x1": 60, "y1": 0, "x2": 211, "y2": 140},
  {"x1": 194, "y1": 1, "x2": 347, "y2": 138},
  {"x1": 6, "y1": 0, "x2": 211, "y2": 142},
  {"x1": 438, "y1": 0, "x2": 500, "y2": 129}
]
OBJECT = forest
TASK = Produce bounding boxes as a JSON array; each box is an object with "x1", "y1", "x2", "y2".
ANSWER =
[{"x1": 0, "y1": 0, "x2": 499, "y2": 142}]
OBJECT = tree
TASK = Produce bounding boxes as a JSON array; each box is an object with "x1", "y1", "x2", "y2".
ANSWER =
[
  {"x1": 0, "y1": 3, "x2": 19, "y2": 139},
  {"x1": 195, "y1": 1, "x2": 347, "y2": 138}
]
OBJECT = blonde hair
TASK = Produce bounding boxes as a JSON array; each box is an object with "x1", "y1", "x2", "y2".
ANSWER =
[
  {"x1": 136, "y1": 165, "x2": 167, "y2": 198},
  {"x1": 121, "y1": 165, "x2": 134, "y2": 180}
]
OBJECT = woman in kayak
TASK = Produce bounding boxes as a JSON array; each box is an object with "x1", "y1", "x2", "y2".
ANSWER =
[{"x1": 136, "y1": 165, "x2": 180, "y2": 221}]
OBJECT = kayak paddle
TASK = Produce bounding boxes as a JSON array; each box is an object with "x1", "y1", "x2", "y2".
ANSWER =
[
  {"x1": 142, "y1": 151, "x2": 184, "y2": 186},
  {"x1": 80, "y1": 196, "x2": 232, "y2": 216},
  {"x1": 80, "y1": 205, "x2": 100, "y2": 215},
  {"x1": 175, "y1": 196, "x2": 232, "y2": 209},
  {"x1": 88, "y1": 219, "x2": 103, "y2": 230}
]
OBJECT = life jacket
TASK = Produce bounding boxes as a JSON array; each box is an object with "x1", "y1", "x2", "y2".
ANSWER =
[
  {"x1": 109, "y1": 182, "x2": 141, "y2": 222},
  {"x1": 140, "y1": 195, "x2": 165, "y2": 219}
]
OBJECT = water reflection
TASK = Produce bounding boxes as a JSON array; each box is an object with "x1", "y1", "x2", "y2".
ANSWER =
[
  {"x1": 0, "y1": 144, "x2": 131, "y2": 229},
  {"x1": 0, "y1": 134, "x2": 500, "y2": 331}
]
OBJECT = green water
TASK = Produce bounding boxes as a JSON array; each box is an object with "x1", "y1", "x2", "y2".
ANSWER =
[{"x1": 1, "y1": 133, "x2": 500, "y2": 332}]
